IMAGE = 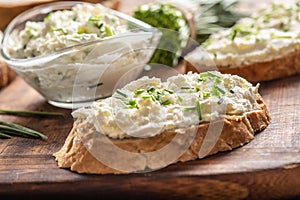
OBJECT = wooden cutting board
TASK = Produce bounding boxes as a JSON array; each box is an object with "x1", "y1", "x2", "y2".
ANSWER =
[{"x1": 0, "y1": 0, "x2": 300, "y2": 199}]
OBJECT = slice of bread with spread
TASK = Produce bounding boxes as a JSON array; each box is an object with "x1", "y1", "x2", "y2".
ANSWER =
[
  {"x1": 53, "y1": 71, "x2": 271, "y2": 174},
  {"x1": 185, "y1": 1, "x2": 300, "y2": 83}
]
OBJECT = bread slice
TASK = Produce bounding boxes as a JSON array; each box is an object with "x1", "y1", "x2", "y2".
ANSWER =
[
  {"x1": 53, "y1": 72, "x2": 271, "y2": 174},
  {"x1": 184, "y1": 1, "x2": 300, "y2": 83},
  {"x1": 185, "y1": 50, "x2": 300, "y2": 83}
]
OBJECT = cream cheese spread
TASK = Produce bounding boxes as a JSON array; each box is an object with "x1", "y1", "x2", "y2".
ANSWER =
[
  {"x1": 186, "y1": 1, "x2": 300, "y2": 67},
  {"x1": 72, "y1": 71, "x2": 260, "y2": 139},
  {"x1": 2, "y1": 3, "x2": 159, "y2": 105},
  {"x1": 7, "y1": 3, "x2": 125, "y2": 59}
]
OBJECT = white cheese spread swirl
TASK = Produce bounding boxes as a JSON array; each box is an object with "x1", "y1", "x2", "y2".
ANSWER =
[
  {"x1": 186, "y1": 1, "x2": 300, "y2": 67},
  {"x1": 72, "y1": 71, "x2": 260, "y2": 139},
  {"x1": 7, "y1": 3, "x2": 126, "y2": 59}
]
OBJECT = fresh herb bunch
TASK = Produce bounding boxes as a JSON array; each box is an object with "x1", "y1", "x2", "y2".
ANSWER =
[
  {"x1": 193, "y1": 0, "x2": 246, "y2": 44},
  {"x1": 133, "y1": 2, "x2": 190, "y2": 67}
]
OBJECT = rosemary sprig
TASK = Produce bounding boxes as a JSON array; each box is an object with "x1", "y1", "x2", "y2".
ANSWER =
[
  {"x1": 0, "y1": 121, "x2": 48, "y2": 140},
  {"x1": 0, "y1": 109, "x2": 64, "y2": 117}
]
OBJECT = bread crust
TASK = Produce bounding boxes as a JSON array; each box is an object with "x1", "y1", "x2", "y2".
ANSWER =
[
  {"x1": 185, "y1": 50, "x2": 300, "y2": 83},
  {"x1": 53, "y1": 95, "x2": 271, "y2": 174},
  {"x1": 0, "y1": 61, "x2": 16, "y2": 89}
]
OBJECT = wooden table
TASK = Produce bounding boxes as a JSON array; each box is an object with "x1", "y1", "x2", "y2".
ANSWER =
[{"x1": 0, "y1": 0, "x2": 300, "y2": 199}]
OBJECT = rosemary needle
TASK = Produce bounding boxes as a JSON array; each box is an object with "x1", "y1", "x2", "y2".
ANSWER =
[
  {"x1": 0, "y1": 109, "x2": 64, "y2": 117},
  {"x1": 0, "y1": 121, "x2": 48, "y2": 140}
]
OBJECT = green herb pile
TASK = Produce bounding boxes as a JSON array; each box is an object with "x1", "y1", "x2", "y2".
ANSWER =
[{"x1": 133, "y1": 2, "x2": 190, "y2": 67}]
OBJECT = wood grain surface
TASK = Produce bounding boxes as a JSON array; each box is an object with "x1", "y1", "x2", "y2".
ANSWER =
[{"x1": 0, "y1": 0, "x2": 300, "y2": 199}]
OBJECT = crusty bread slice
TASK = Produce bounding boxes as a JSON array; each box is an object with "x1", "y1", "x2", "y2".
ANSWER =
[
  {"x1": 53, "y1": 94, "x2": 270, "y2": 174},
  {"x1": 184, "y1": 50, "x2": 300, "y2": 83}
]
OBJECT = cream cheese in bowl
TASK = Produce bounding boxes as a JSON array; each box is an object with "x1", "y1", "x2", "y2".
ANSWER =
[{"x1": 1, "y1": 1, "x2": 161, "y2": 109}]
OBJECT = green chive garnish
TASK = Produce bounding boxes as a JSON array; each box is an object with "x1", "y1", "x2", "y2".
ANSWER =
[
  {"x1": 49, "y1": 28, "x2": 67, "y2": 34},
  {"x1": 147, "y1": 87, "x2": 155, "y2": 94},
  {"x1": 116, "y1": 89, "x2": 128, "y2": 98},
  {"x1": 105, "y1": 25, "x2": 113, "y2": 36},
  {"x1": 213, "y1": 52, "x2": 217, "y2": 59},
  {"x1": 216, "y1": 86, "x2": 226, "y2": 95},
  {"x1": 218, "y1": 98, "x2": 224, "y2": 104},
  {"x1": 202, "y1": 92, "x2": 210, "y2": 98},
  {"x1": 207, "y1": 71, "x2": 221, "y2": 78},
  {"x1": 127, "y1": 100, "x2": 139, "y2": 109},
  {"x1": 142, "y1": 95, "x2": 151, "y2": 100},
  {"x1": 177, "y1": 95, "x2": 183, "y2": 102},
  {"x1": 181, "y1": 86, "x2": 193, "y2": 90},
  {"x1": 163, "y1": 89, "x2": 174, "y2": 94},
  {"x1": 161, "y1": 99, "x2": 171, "y2": 106},
  {"x1": 196, "y1": 100, "x2": 202, "y2": 121},
  {"x1": 183, "y1": 106, "x2": 196, "y2": 111},
  {"x1": 134, "y1": 89, "x2": 145, "y2": 95},
  {"x1": 231, "y1": 28, "x2": 238, "y2": 41}
]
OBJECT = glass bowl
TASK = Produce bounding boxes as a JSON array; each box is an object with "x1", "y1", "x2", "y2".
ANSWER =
[{"x1": 0, "y1": 1, "x2": 161, "y2": 109}]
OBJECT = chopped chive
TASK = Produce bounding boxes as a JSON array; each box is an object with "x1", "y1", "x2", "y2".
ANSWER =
[
  {"x1": 49, "y1": 28, "x2": 67, "y2": 35},
  {"x1": 134, "y1": 89, "x2": 145, "y2": 95},
  {"x1": 177, "y1": 95, "x2": 183, "y2": 102},
  {"x1": 128, "y1": 100, "x2": 136, "y2": 106},
  {"x1": 127, "y1": 100, "x2": 139, "y2": 109},
  {"x1": 231, "y1": 29, "x2": 237, "y2": 41},
  {"x1": 161, "y1": 99, "x2": 171, "y2": 106},
  {"x1": 77, "y1": 28, "x2": 83, "y2": 34},
  {"x1": 198, "y1": 78, "x2": 203, "y2": 82},
  {"x1": 181, "y1": 86, "x2": 193, "y2": 90},
  {"x1": 163, "y1": 89, "x2": 174, "y2": 94},
  {"x1": 87, "y1": 82, "x2": 103, "y2": 89},
  {"x1": 218, "y1": 98, "x2": 224, "y2": 104},
  {"x1": 142, "y1": 95, "x2": 151, "y2": 100},
  {"x1": 151, "y1": 95, "x2": 156, "y2": 102},
  {"x1": 207, "y1": 71, "x2": 221, "y2": 78},
  {"x1": 105, "y1": 25, "x2": 113, "y2": 36},
  {"x1": 215, "y1": 77, "x2": 222, "y2": 84},
  {"x1": 147, "y1": 87, "x2": 155, "y2": 94},
  {"x1": 216, "y1": 86, "x2": 226, "y2": 95},
  {"x1": 202, "y1": 91, "x2": 210, "y2": 98},
  {"x1": 196, "y1": 100, "x2": 202, "y2": 121},
  {"x1": 211, "y1": 87, "x2": 220, "y2": 97},
  {"x1": 213, "y1": 52, "x2": 217, "y2": 59},
  {"x1": 44, "y1": 12, "x2": 53, "y2": 20},
  {"x1": 195, "y1": 87, "x2": 200, "y2": 92},
  {"x1": 116, "y1": 89, "x2": 128, "y2": 98},
  {"x1": 183, "y1": 106, "x2": 196, "y2": 111},
  {"x1": 88, "y1": 17, "x2": 100, "y2": 22}
]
